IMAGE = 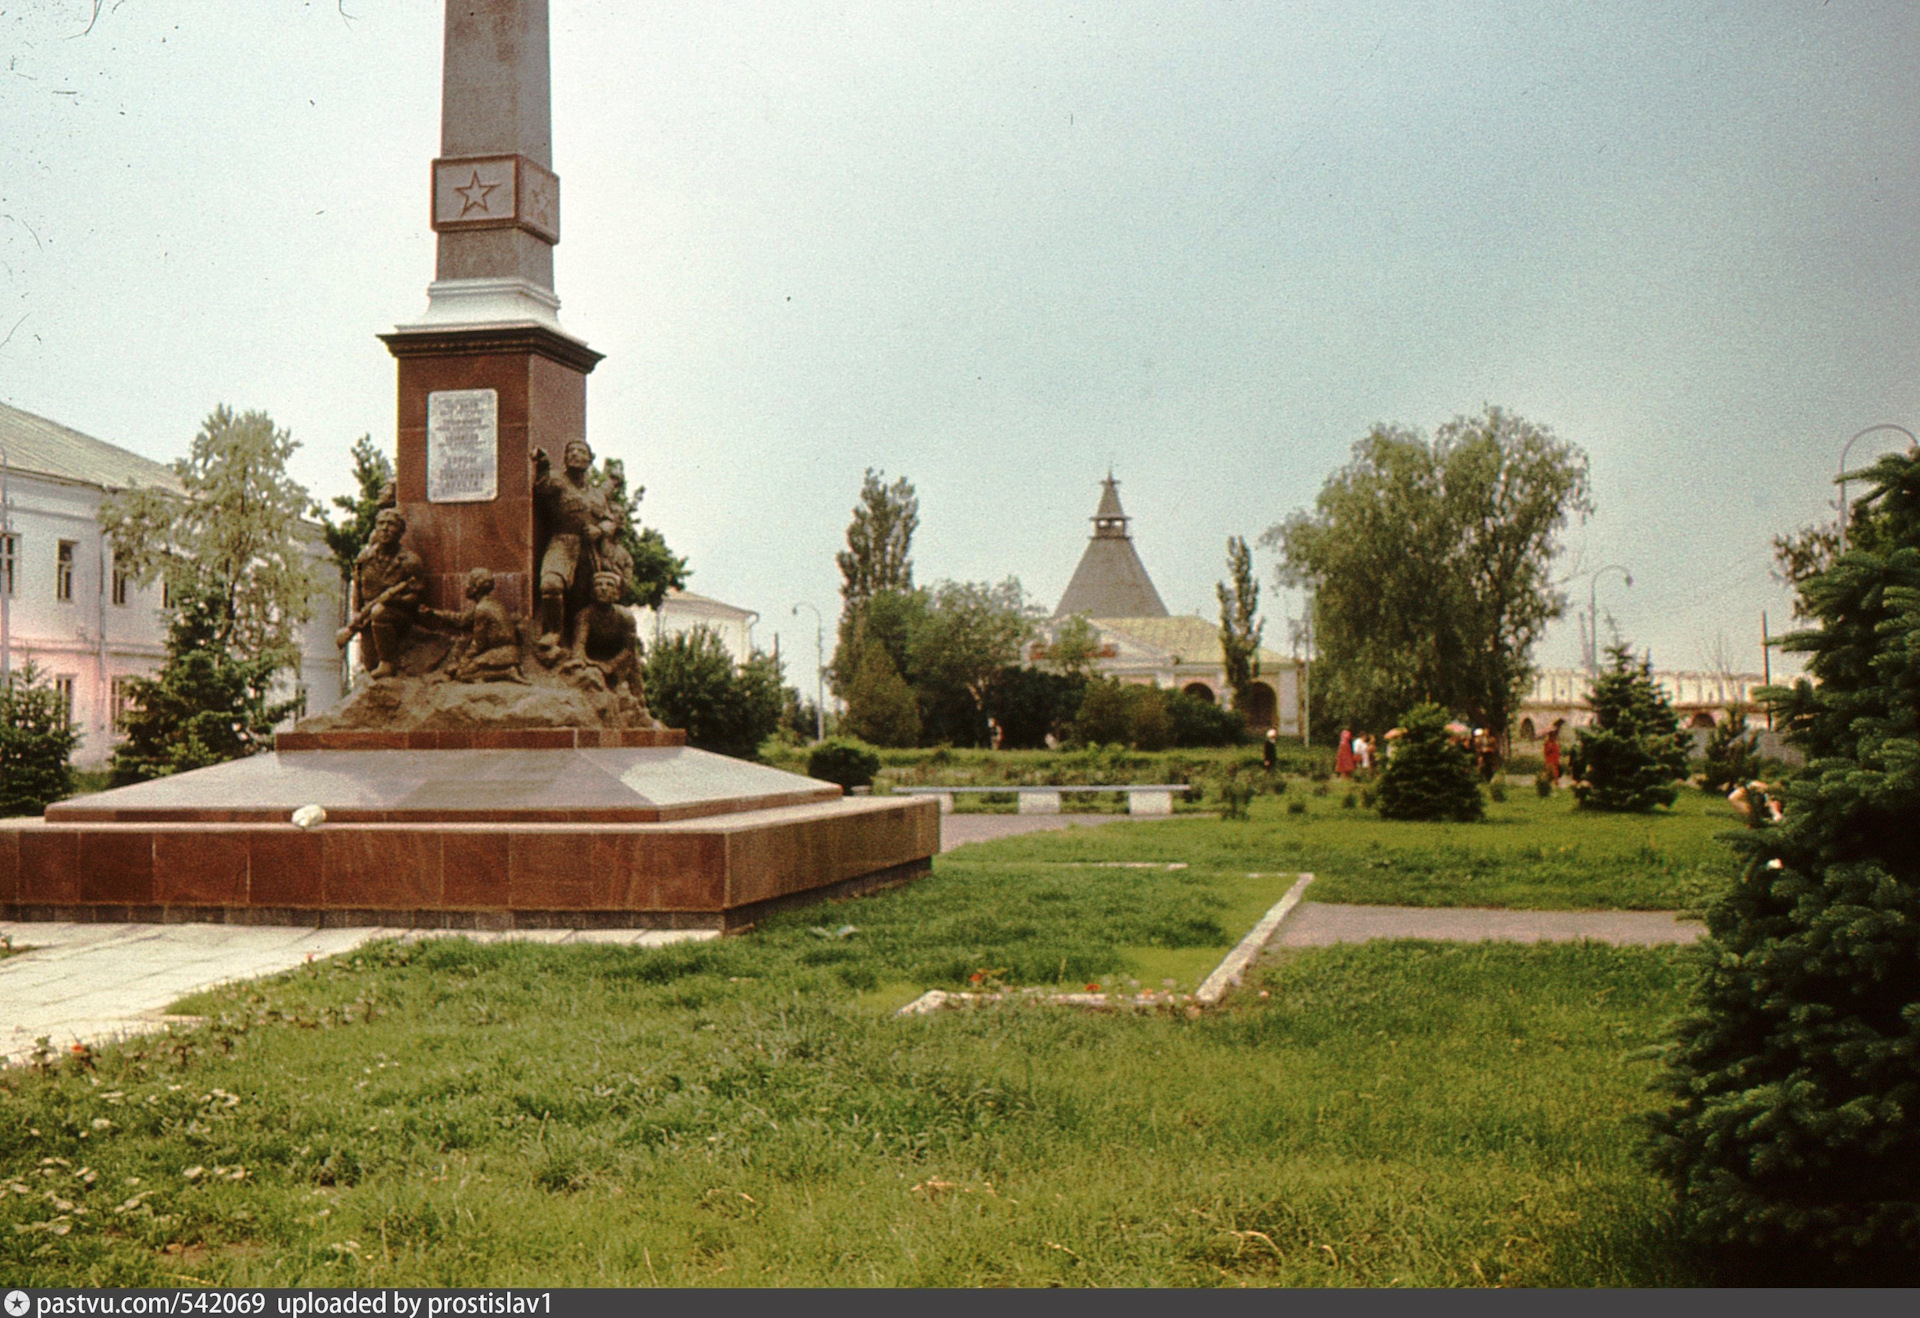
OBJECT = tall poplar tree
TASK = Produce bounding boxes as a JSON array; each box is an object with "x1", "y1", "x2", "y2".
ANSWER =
[{"x1": 1216, "y1": 535, "x2": 1262, "y2": 715}]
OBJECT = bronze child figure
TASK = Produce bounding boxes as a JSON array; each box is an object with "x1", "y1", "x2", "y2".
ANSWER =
[
  {"x1": 337, "y1": 506, "x2": 425, "y2": 681},
  {"x1": 429, "y1": 567, "x2": 528, "y2": 684}
]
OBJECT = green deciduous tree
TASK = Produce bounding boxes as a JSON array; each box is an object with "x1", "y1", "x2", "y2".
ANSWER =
[
  {"x1": 836, "y1": 468, "x2": 917, "y2": 607},
  {"x1": 1374, "y1": 702, "x2": 1483, "y2": 822},
  {"x1": 102, "y1": 406, "x2": 327, "y2": 668},
  {"x1": 0, "y1": 661, "x2": 80, "y2": 816},
  {"x1": 101, "y1": 407, "x2": 327, "y2": 782},
  {"x1": 1565, "y1": 643, "x2": 1689, "y2": 811},
  {"x1": 1217, "y1": 535, "x2": 1262, "y2": 717},
  {"x1": 642, "y1": 625, "x2": 784, "y2": 761},
  {"x1": 592, "y1": 456, "x2": 688, "y2": 610},
  {"x1": 1649, "y1": 445, "x2": 1920, "y2": 1278},
  {"x1": 1265, "y1": 407, "x2": 1590, "y2": 740},
  {"x1": 1039, "y1": 614, "x2": 1102, "y2": 678},
  {"x1": 909, "y1": 577, "x2": 1040, "y2": 733},
  {"x1": 313, "y1": 434, "x2": 393, "y2": 588}
]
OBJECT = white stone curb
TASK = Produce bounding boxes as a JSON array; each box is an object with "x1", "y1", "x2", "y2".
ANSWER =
[
  {"x1": 1193, "y1": 872, "x2": 1315, "y2": 1006},
  {"x1": 897, "y1": 872, "x2": 1315, "y2": 1017}
]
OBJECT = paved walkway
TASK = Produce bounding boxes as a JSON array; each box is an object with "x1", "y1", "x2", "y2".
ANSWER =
[
  {"x1": 1270, "y1": 902, "x2": 1703, "y2": 949},
  {"x1": 0, "y1": 921, "x2": 713, "y2": 1067}
]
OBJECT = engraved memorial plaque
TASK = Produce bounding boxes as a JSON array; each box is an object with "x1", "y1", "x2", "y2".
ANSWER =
[{"x1": 427, "y1": 388, "x2": 499, "y2": 503}]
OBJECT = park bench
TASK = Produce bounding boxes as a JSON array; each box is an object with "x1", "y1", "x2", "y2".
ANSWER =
[{"x1": 892, "y1": 784, "x2": 1186, "y2": 816}]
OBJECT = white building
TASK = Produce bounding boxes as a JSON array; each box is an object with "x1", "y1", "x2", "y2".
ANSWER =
[
  {"x1": 1044, "y1": 476, "x2": 1300, "y2": 731},
  {"x1": 0, "y1": 402, "x2": 343, "y2": 765},
  {"x1": 631, "y1": 588, "x2": 759, "y2": 664},
  {"x1": 1514, "y1": 665, "x2": 1771, "y2": 741}
]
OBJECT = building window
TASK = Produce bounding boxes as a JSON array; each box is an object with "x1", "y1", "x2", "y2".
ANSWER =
[
  {"x1": 111, "y1": 675, "x2": 139, "y2": 731},
  {"x1": 56, "y1": 540, "x2": 76, "y2": 602},
  {"x1": 112, "y1": 565, "x2": 129, "y2": 606},
  {"x1": 53, "y1": 675, "x2": 75, "y2": 726},
  {"x1": 0, "y1": 534, "x2": 12, "y2": 597}
]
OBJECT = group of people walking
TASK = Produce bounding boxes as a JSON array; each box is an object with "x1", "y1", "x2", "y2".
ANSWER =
[{"x1": 1333, "y1": 728, "x2": 1378, "y2": 776}]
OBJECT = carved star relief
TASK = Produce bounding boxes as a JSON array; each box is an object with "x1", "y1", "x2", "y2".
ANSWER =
[{"x1": 455, "y1": 169, "x2": 499, "y2": 216}]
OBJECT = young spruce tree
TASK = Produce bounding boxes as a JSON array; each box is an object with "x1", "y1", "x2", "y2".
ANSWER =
[
  {"x1": 1566, "y1": 643, "x2": 1689, "y2": 811},
  {"x1": 0, "y1": 661, "x2": 80, "y2": 816},
  {"x1": 1648, "y1": 447, "x2": 1920, "y2": 1278},
  {"x1": 1374, "y1": 702, "x2": 1482, "y2": 822}
]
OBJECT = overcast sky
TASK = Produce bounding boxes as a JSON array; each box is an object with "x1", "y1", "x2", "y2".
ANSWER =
[{"x1": 6, "y1": 1, "x2": 1917, "y2": 685}]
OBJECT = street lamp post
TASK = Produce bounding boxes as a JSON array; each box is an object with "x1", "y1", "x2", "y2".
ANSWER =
[
  {"x1": 1584, "y1": 564, "x2": 1632, "y2": 673},
  {"x1": 791, "y1": 602, "x2": 825, "y2": 742},
  {"x1": 1, "y1": 445, "x2": 11, "y2": 685},
  {"x1": 1837, "y1": 424, "x2": 1917, "y2": 554}
]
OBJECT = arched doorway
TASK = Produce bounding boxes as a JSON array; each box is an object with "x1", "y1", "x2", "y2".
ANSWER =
[
  {"x1": 1518, "y1": 718, "x2": 1536, "y2": 742},
  {"x1": 1182, "y1": 682, "x2": 1215, "y2": 704},
  {"x1": 1689, "y1": 711, "x2": 1717, "y2": 729},
  {"x1": 1239, "y1": 681, "x2": 1277, "y2": 730}
]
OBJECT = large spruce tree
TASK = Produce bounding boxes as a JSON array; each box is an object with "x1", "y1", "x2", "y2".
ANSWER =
[{"x1": 1648, "y1": 446, "x2": 1920, "y2": 1277}]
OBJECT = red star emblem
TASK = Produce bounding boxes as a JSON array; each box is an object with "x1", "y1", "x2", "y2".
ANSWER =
[{"x1": 454, "y1": 169, "x2": 499, "y2": 216}]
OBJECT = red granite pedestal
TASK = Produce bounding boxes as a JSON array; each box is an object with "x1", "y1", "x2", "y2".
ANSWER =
[{"x1": 0, "y1": 733, "x2": 938, "y2": 931}]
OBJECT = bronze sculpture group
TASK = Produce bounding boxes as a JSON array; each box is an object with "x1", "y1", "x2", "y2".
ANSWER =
[{"x1": 338, "y1": 441, "x2": 656, "y2": 725}]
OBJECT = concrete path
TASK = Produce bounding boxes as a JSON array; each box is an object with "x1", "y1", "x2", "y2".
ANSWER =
[
  {"x1": 1270, "y1": 902, "x2": 1704, "y2": 950},
  {"x1": 939, "y1": 811, "x2": 1181, "y2": 852},
  {"x1": 0, "y1": 921, "x2": 714, "y2": 1067}
]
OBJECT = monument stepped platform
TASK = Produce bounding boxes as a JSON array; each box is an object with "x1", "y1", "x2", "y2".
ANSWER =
[{"x1": 0, "y1": 745, "x2": 938, "y2": 932}]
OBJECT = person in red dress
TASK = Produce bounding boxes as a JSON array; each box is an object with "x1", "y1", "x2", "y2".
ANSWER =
[
  {"x1": 1542, "y1": 722, "x2": 1563, "y2": 787},
  {"x1": 1335, "y1": 728, "x2": 1355, "y2": 777}
]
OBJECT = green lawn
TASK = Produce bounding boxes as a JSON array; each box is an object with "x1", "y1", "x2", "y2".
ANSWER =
[
  {"x1": 967, "y1": 783, "x2": 1743, "y2": 911},
  {"x1": 0, "y1": 813, "x2": 1724, "y2": 1286}
]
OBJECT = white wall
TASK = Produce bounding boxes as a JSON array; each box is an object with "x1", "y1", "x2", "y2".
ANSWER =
[{"x1": 3, "y1": 470, "x2": 342, "y2": 766}]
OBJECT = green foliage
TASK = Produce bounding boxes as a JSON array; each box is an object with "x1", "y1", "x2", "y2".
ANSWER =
[
  {"x1": 841, "y1": 637, "x2": 922, "y2": 748},
  {"x1": 804, "y1": 738, "x2": 882, "y2": 790},
  {"x1": 1216, "y1": 534, "x2": 1262, "y2": 710},
  {"x1": 101, "y1": 406, "x2": 326, "y2": 667},
  {"x1": 1649, "y1": 446, "x2": 1920, "y2": 1277},
  {"x1": 1566, "y1": 644, "x2": 1689, "y2": 812},
  {"x1": 908, "y1": 578, "x2": 1041, "y2": 724},
  {"x1": 982, "y1": 665, "x2": 1084, "y2": 749},
  {"x1": 1375, "y1": 703, "x2": 1483, "y2": 822},
  {"x1": 0, "y1": 661, "x2": 79, "y2": 816},
  {"x1": 100, "y1": 407, "x2": 324, "y2": 784},
  {"x1": 112, "y1": 586, "x2": 303, "y2": 784},
  {"x1": 1266, "y1": 406, "x2": 1591, "y2": 740},
  {"x1": 1697, "y1": 706, "x2": 1762, "y2": 795},
  {"x1": 311, "y1": 434, "x2": 392, "y2": 587},
  {"x1": 835, "y1": 468, "x2": 917, "y2": 607},
  {"x1": 642, "y1": 625, "x2": 784, "y2": 760},
  {"x1": 591, "y1": 457, "x2": 688, "y2": 611},
  {"x1": 1070, "y1": 680, "x2": 1244, "y2": 752},
  {"x1": 1038, "y1": 614, "x2": 1102, "y2": 677}
]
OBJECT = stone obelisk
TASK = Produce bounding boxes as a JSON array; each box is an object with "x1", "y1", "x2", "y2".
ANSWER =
[{"x1": 379, "y1": 0, "x2": 601, "y2": 618}]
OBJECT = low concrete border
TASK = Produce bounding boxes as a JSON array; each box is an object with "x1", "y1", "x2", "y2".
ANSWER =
[
  {"x1": 1194, "y1": 873, "x2": 1315, "y2": 1005},
  {"x1": 897, "y1": 872, "x2": 1315, "y2": 1016}
]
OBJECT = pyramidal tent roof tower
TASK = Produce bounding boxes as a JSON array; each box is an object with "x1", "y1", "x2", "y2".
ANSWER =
[{"x1": 1053, "y1": 474, "x2": 1170, "y2": 619}]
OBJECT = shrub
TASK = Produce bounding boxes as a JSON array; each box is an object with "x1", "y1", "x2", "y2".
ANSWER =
[
  {"x1": 1648, "y1": 447, "x2": 1920, "y2": 1277},
  {"x1": 1373, "y1": 703, "x2": 1483, "y2": 822},
  {"x1": 1697, "y1": 705, "x2": 1763, "y2": 795},
  {"x1": 1286, "y1": 798, "x2": 1306, "y2": 815},
  {"x1": 806, "y1": 738, "x2": 882, "y2": 790},
  {"x1": 983, "y1": 665, "x2": 1084, "y2": 749},
  {"x1": 1488, "y1": 780, "x2": 1507, "y2": 804},
  {"x1": 840, "y1": 640, "x2": 921, "y2": 748},
  {"x1": 0, "y1": 661, "x2": 80, "y2": 816},
  {"x1": 643, "y1": 625, "x2": 785, "y2": 760},
  {"x1": 1534, "y1": 772, "x2": 1554, "y2": 799},
  {"x1": 1215, "y1": 774, "x2": 1254, "y2": 820},
  {"x1": 1567, "y1": 644, "x2": 1689, "y2": 811}
]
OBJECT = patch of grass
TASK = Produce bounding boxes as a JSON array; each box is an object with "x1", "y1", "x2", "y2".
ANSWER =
[
  {"x1": 964, "y1": 783, "x2": 1741, "y2": 910},
  {"x1": 0, "y1": 915, "x2": 1705, "y2": 1286}
]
